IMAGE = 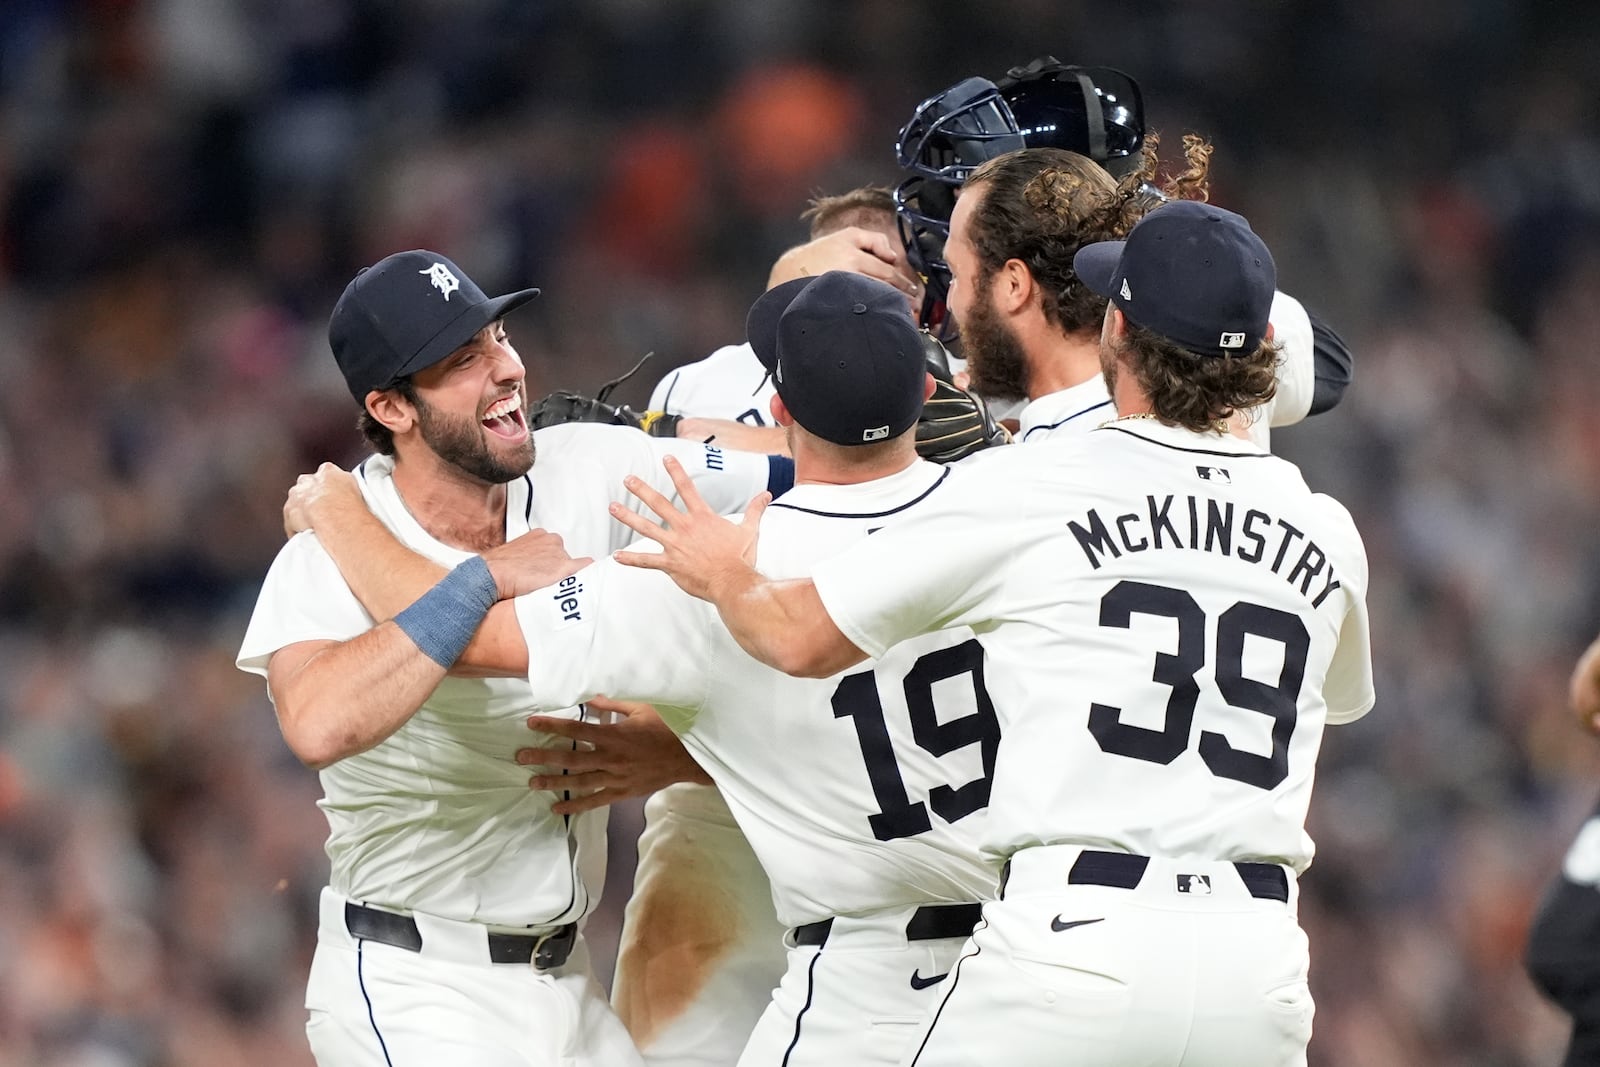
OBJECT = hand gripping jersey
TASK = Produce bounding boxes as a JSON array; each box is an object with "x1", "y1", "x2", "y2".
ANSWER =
[
  {"x1": 512, "y1": 461, "x2": 1000, "y2": 1065},
  {"x1": 235, "y1": 425, "x2": 771, "y2": 1067},
  {"x1": 1016, "y1": 291, "x2": 1318, "y2": 448},
  {"x1": 808, "y1": 421, "x2": 1373, "y2": 1067}
]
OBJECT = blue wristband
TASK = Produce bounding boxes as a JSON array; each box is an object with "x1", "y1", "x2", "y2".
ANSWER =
[
  {"x1": 766, "y1": 454, "x2": 795, "y2": 498},
  {"x1": 392, "y1": 556, "x2": 500, "y2": 668}
]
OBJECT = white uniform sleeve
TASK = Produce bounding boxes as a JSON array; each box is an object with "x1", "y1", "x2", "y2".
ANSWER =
[
  {"x1": 811, "y1": 497, "x2": 1016, "y2": 660},
  {"x1": 637, "y1": 436, "x2": 777, "y2": 517},
  {"x1": 236, "y1": 532, "x2": 374, "y2": 680},
  {"x1": 1266, "y1": 290, "x2": 1315, "y2": 428},
  {"x1": 648, "y1": 368, "x2": 682, "y2": 412},
  {"x1": 511, "y1": 555, "x2": 714, "y2": 718},
  {"x1": 1319, "y1": 503, "x2": 1374, "y2": 724}
]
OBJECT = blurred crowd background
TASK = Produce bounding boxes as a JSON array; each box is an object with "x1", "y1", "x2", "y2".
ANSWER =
[{"x1": 2, "y1": 1, "x2": 1599, "y2": 1064}]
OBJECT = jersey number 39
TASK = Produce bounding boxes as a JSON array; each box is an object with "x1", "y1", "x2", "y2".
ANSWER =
[
  {"x1": 1090, "y1": 580, "x2": 1309, "y2": 791},
  {"x1": 832, "y1": 638, "x2": 998, "y2": 842}
]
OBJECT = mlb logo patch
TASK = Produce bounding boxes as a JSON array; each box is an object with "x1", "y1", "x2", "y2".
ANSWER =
[
  {"x1": 1176, "y1": 874, "x2": 1212, "y2": 895},
  {"x1": 1218, "y1": 331, "x2": 1246, "y2": 349},
  {"x1": 1196, "y1": 466, "x2": 1231, "y2": 484}
]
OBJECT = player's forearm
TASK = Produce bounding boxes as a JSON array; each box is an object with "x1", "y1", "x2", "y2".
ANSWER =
[
  {"x1": 675, "y1": 417, "x2": 789, "y2": 456},
  {"x1": 451, "y1": 602, "x2": 530, "y2": 676},
  {"x1": 311, "y1": 505, "x2": 448, "y2": 621},
  {"x1": 271, "y1": 627, "x2": 448, "y2": 769},
  {"x1": 715, "y1": 575, "x2": 866, "y2": 678}
]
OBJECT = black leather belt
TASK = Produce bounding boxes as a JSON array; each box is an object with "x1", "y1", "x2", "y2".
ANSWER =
[
  {"x1": 792, "y1": 902, "x2": 983, "y2": 948},
  {"x1": 1001, "y1": 849, "x2": 1289, "y2": 903},
  {"x1": 344, "y1": 902, "x2": 578, "y2": 968}
]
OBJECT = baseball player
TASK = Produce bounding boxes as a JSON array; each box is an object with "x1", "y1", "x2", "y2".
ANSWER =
[
  {"x1": 934, "y1": 139, "x2": 1327, "y2": 452},
  {"x1": 611, "y1": 188, "x2": 924, "y2": 1067},
  {"x1": 612, "y1": 201, "x2": 1374, "y2": 1066},
  {"x1": 650, "y1": 187, "x2": 917, "y2": 456},
  {"x1": 235, "y1": 250, "x2": 786, "y2": 1066},
  {"x1": 1524, "y1": 631, "x2": 1600, "y2": 1065},
  {"x1": 281, "y1": 271, "x2": 1001, "y2": 1067},
  {"x1": 891, "y1": 56, "x2": 1354, "y2": 450}
]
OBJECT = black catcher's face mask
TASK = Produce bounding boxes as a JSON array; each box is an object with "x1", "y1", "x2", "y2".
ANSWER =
[{"x1": 892, "y1": 60, "x2": 1148, "y2": 333}]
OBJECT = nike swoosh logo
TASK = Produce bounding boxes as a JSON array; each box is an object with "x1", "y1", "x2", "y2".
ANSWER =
[
  {"x1": 1050, "y1": 916, "x2": 1105, "y2": 933},
  {"x1": 909, "y1": 969, "x2": 948, "y2": 990}
]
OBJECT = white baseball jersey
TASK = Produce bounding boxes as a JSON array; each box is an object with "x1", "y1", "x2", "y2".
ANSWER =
[
  {"x1": 638, "y1": 338, "x2": 794, "y2": 1067},
  {"x1": 1016, "y1": 290, "x2": 1316, "y2": 449},
  {"x1": 236, "y1": 424, "x2": 775, "y2": 925},
  {"x1": 513, "y1": 460, "x2": 999, "y2": 926},
  {"x1": 812, "y1": 421, "x2": 1372, "y2": 873},
  {"x1": 650, "y1": 342, "x2": 777, "y2": 426}
]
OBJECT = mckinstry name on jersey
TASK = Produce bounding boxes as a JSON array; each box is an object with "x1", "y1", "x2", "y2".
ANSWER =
[{"x1": 1066, "y1": 491, "x2": 1343, "y2": 609}]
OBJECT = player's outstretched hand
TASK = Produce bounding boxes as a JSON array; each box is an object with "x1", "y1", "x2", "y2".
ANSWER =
[
  {"x1": 767, "y1": 226, "x2": 922, "y2": 311},
  {"x1": 284, "y1": 462, "x2": 363, "y2": 538},
  {"x1": 610, "y1": 456, "x2": 769, "y2": 605},
  {"x1": 481, "y1": 531, "x2": 592, "y2": 600},
  {"x1": 517, "y1": 696, "x2": 712, "y2": 814}
]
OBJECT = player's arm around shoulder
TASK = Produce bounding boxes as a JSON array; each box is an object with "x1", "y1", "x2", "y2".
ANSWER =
[
  {"x1": 239, "y1": 531, "x2": 451, "y2": 769},
  {"x1": 282, "y1": 463, "x2": 577, "y2": 678}
]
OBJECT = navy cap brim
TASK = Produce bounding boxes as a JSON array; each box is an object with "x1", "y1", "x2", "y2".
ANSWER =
[
  {"x1": 388, "y1": 286, "x2": 541, "y2": 384},
  {"x1": 1071, "y1": 241, "x2": 1126, "y2": 301},
  {"x1": 745, "y1": 277, "x2": 813, "y2": 374}
]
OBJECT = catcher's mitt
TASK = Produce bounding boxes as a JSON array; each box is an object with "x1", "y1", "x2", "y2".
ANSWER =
[
  {"x1": 915, "y1": 332, "x2": 1011, "y2": 463},
  {"x1": 524, "y1": 353, "x2": 682, "y2": 438}
]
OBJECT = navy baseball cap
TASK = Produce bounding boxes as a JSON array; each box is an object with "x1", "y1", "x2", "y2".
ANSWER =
[
  {"x1": 328, "y1": 250, "x2": 541, "y2": 401},
  {"x1": 1073, "y1": 200, "x2": 1276, "y2": 357},
  {"x1": 746, "y1": 272, "x2": 926, "y2": 446}
]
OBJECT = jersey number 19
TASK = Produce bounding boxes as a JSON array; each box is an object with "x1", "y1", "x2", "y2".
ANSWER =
[{"x1": 832, "y1": 638, "x2": 999, "y2": 842}]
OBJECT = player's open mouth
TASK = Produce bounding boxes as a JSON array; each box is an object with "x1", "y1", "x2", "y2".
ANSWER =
[{"x1": 481, "y1": 392, "x2": 528, "y2": 440}]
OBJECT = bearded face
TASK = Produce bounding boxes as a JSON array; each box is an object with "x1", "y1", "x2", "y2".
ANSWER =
[
  {"x1": 959, "y1": 272, "x2": 1030, "y2": 404},
  {"x1": 413, "y1": 384, "x2": 536, "y2": 484}
]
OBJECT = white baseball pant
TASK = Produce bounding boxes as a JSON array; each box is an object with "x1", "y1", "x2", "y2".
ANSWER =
[
  {"x1": 738, "y1": 902, "x2": 982, "y2": 1067},
  {"x1": 901, "y1": 847, "x2": 1313, "y2": 1067},
  {"x1": 306, "y1": 888, "x2": 642, "y2": 1067}
]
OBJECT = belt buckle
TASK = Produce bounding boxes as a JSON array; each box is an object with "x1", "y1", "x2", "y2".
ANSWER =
[{"x1": 532, "y1": 925, "x2": 569, "y2": 970}]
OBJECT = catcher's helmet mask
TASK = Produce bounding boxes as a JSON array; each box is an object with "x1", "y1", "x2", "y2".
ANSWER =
[{"x1": 893, "y1": 58, "x2": 1146, "y2": 330}]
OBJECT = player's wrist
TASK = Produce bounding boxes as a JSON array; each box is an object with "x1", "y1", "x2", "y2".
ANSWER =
[
  {"x1": 484, "y1": 556, "x2": 520, "y2": 601},
  {"x1": 393, "y1": 556, "x2": 499, "y2": 667}
]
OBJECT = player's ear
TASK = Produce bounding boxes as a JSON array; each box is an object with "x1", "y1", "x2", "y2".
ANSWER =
[
  {"x1": 366, "y1": 387, "x2": 416, "y2": 436},
  {"x1": 770, "y1": 394, "x2": 795, "y2": 428},
  {"x1": 923, "y1": 371, "x2": 937, "y2": 401},
  {"x1": 1105, "y1": 305, "x2": 1129, "y2": 343},
  {"x1": 995, "y1": 258, "x2": 1033, "y2": 315},
  {"x1": 1263, "y1": 321, "x2": 1276, "y2": 342}
]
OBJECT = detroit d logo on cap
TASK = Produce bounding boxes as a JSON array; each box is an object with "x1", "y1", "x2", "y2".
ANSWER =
[{"x1": 420, "y1": 262, "x2": 461, "y2": 301}]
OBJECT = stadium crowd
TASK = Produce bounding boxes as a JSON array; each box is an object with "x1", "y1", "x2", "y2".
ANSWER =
[{"x1": 1, "y1": 1, "x2": 1598, "y2": 1063}]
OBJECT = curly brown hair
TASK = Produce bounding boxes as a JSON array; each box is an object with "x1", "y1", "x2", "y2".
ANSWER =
[
  {"x1": 1117, "y1": 321, "x2": 1279, "y2": 433},
  {"x1": 357, "y1": 377, "x2": 418, "y2": 455},
  {"x1": 961, "y1": 133, "x2": 1215, "y2": 333}
]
